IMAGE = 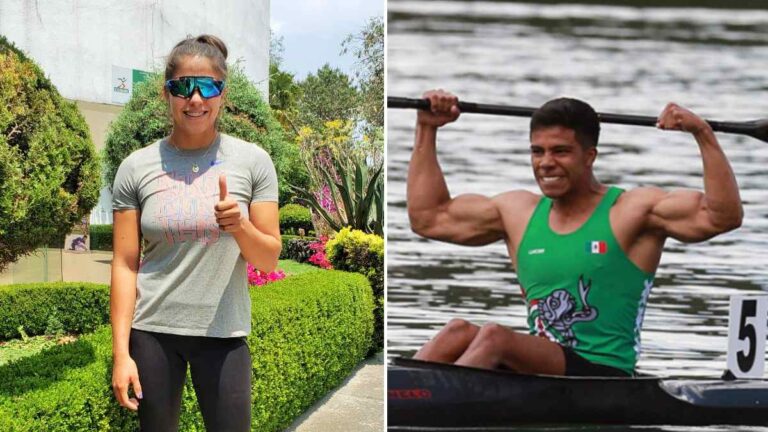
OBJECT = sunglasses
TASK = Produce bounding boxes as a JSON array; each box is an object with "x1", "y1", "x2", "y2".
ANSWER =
[{"x1": 165, "y1": 76, "x2": 226, "y2": 99}]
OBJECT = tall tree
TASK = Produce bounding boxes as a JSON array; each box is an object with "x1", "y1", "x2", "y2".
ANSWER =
[
  {"x1": 0, "y1": 35, "x2": 100, "y2": 270},
  {"x1": 297, "y1": 64, "x2": 358, "y2": 131},
  {"x1": 342, "y1": 16, "x2": 384, "y2": 129},
  {"x1": 269, "y1": 30, "x2": 302, "y2": 136}
]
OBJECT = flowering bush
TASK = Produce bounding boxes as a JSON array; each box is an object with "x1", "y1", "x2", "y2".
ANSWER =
[
  {"x1": 308, "y1": 236, "x2": 333, "y2": 269},
  {"x1": 289, "y1": 121, "x2": 383, "y2": 236},
  {"x1": 247, "y1": 264, "x2": 286, "y2": 286},
  {"x1": 326, "y1": 227, "x2": 384, "y2": 354}
]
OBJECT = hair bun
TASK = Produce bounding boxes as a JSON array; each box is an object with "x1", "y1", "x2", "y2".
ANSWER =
[{"x1": 196, "y1": 34, "x2": 228, "y2": 61}]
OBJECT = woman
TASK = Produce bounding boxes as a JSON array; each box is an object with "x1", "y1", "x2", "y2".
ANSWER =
[{"x1": 110, "y1": 34, "x2": 281, "y2": 431}]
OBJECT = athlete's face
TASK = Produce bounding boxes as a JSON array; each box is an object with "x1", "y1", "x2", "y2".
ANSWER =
[
  {"x1": 163, "y1": 55, "x2": 226, "y2": 138},
  {"x1": 530, "y1": 126, "x2": 596, "y2": 198}
]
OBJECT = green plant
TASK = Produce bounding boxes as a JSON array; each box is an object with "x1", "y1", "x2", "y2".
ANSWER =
[
  {"x1": 279, "y1": 204, "x2": 313, "y2": 235},
  {"x1": 297, "y1": 64, "x2": 359, "y2": 130},
  {"x1": 290, "y1": 150, "x2": 382, "y2": 236},
  {"x1": 0, "y1": 35, "x2": 101, "y2": 271},
  {"x1": 89, "y1": 224, "x2": 113, "y2": 251},
  {"x1": 326, "y1": 227, "x2": 384, "y2": 354},
  {"x1": 103, "y1": 65, "x2": 308, "y2": 207},
  {"x1": 44, "y1": 313, "x2": 65, "y2": 337},
  {"x1": 281, "y1": 237, "x2": 316, "y2": 263},
  {"x1": 0, "y1": 271, "x2": 373, "y2": 431},
  {"x1": 17, "y1": 326, "x2": 28, "y2": 342}
]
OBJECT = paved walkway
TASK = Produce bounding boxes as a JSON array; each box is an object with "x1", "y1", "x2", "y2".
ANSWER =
[
  {"x1": 286, "y1": 351, "x2": 384, "y2": 431},
  {"x1": 0, "y1": 249, "x2": 385, "y2": 431}
]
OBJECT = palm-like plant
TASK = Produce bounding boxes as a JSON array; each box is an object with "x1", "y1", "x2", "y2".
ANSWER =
[{"x1": 290, "y1": 153, "x2": 382, "y2": 236}]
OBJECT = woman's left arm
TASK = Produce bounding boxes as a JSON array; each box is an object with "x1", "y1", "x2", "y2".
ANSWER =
[{"x1": 215, "y1": 174, "x2": 281, "y2": 272}]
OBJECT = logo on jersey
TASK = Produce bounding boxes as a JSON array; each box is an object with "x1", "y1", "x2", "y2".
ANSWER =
[{"x1": 529, "y1": 275, "x2": 598, "y2": 347}]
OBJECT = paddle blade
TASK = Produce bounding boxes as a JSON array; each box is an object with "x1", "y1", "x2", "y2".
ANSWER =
[{"x1": 746, "y1": 119, "x2": 768, "y2": 143}]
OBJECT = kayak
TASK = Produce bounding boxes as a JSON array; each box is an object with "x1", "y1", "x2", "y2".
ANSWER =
[{"x1": 388, "y1": 357, "x2": 768, "y2": 429}]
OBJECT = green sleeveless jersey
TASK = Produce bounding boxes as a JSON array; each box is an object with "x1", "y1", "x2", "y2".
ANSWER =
[{"x1": 516, "y1": 187, "x2": 654, "y2": 375}]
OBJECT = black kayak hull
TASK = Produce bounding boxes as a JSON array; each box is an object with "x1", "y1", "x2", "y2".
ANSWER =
[{"x1": 388, "y1": 358, "x2": 768, "y2": 427}]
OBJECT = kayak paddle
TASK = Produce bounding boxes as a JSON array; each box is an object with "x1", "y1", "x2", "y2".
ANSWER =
[{"x1": 388, "y1": 96, "x2": 768, "y2": 143}]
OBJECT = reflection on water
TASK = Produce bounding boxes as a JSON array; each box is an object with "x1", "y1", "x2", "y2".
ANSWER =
[{"x1": 387, "y1": 0, "x2": 768, "y2": 395}]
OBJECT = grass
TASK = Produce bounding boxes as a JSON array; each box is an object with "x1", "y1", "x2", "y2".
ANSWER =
[
  {"x1": 278, "y1": 259, "x2": 320, "y2": 276},
  {"x1": 0, "y1": 334, "x2": 78, "y2": 367}
]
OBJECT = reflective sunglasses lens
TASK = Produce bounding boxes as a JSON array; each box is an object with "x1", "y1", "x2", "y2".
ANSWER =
[
  {"x1": 166, "y1": 78, "x2": 193, "y2": 98},
  {"x1": 166, "y1": 77, "x2": 224, "y2": 98},
  {"x1": 197, "y1": 78, "x2": 224, "y2": 98}
]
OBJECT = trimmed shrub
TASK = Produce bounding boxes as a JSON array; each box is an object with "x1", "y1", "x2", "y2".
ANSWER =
[
  {"x1": 249, "y1": 271, "x2": 373, "y2": 430},
  {"x1": 0, "y1": 271, "x2": 373, "y2": 431},
  {"x1": 0, "y1": 35, "x2": 101, "y2": 271},
  {"x1": 280, "y1": 235, "x2": 316, "y2": 263},
  {"x1": 0, "y1": 282, "x2": 110, "y2": 340},
  {"x1": 279, "y1": 204, "x2": 313, "y2": 235},
  {"x1": 103, "y1": 66, "x2": 309, "y2": 207},
  {"x1": 326, "y1": 227, "x2": 384, "y2": 354},
  {"x1": 90, "y1": 224, "x2": 113, "y2": 251}
]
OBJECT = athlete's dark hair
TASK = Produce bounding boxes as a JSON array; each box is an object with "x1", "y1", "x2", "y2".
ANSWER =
[
  {"x1": 530, "y1": 98, "x2": 600, "y2": 148},
  {"x1": 165, "y1": 34, "x2": 228, "y2": 80}
]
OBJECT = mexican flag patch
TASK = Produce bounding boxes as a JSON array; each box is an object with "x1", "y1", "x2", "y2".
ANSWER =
[{"x1": 586, "y1": 240, "x2": 607, "y2": 254}]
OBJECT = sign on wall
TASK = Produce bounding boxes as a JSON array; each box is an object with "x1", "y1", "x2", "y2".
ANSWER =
[{"x1": 111, "y1": 65, "x2": 152, "y2": 105}]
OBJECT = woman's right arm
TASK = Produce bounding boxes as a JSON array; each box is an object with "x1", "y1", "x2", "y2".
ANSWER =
[{"x1": 110, "y1": 209, "x2": 143, "y2": 411}]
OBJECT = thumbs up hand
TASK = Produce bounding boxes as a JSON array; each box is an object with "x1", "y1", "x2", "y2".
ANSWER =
[{"x1": 215, "y1": 174, "x2": 244, "y2": 233}]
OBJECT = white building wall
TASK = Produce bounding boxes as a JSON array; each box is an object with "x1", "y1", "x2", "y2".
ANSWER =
[{"x1": 0, "y1": 0, "x2": 270, "y2": 102}]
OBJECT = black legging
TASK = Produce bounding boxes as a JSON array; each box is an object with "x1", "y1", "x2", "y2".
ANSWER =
[{"x1": 129, "y1": 328, "x2": 251, "y2": 432}]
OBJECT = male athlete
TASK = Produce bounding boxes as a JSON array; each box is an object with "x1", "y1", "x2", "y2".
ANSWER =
[{"x1": 408, "y1": 90, "x2": 743, "y2": 376}]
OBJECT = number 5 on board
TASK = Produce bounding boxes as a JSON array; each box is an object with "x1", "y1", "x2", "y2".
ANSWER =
[{"x1": 727, "y1": 296, "x2": 768, "y2": 378}]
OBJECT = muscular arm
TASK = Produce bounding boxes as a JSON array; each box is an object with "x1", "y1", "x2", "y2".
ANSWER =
[
  {"x1": 408, "y1": 123, "x2": 506, "y2": 245},
  {"x1": 110, "y1": 209, "x2": 141, "y2": 360},
  {"x1": 647, "y1": 105, "x2": 743, "y2": 242}
]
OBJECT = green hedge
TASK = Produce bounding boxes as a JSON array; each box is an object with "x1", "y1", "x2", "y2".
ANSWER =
[
  {"x1": 89, "y1": 225, "x2": 113, "y2": 251},
  {"x1": 279, "y1": 204, "x2": 314, "y2": 235},
  {"x1": 326, "y1": 227, "x2": 383, "y2": 355},
  {"x1": 0, "y1": 282, "x2": 110, "y2": 340},
  {"x1": 0, "y1": 271, "x2": 373, "y2": 431}
]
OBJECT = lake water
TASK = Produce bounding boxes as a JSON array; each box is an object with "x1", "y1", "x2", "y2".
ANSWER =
[{"x1": 386, "y1": 1, "x2": 768, "y2": 429}]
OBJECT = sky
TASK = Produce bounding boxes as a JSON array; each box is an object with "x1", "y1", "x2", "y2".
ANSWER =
[{"x1": 271, "y1": 0, "x2": 384, "y2": 80}]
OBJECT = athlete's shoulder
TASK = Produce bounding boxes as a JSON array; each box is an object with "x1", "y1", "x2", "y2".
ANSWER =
[
  {"x1": 617, "y1": 186, "x2": 666, "y2": 205},
  {"x1": 493, "y1": 189, "x2": 540, "y2": 203},
  {"x1": 492, "y1": 190, "x2": 541, "y2": 212},
  {"x1": 614, "y1": 186, "x2": 668, "y2": 217}
]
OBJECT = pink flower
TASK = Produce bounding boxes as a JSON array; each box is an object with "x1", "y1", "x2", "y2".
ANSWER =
[
  {"x1": 308, "y1": 236, "x2": 333, "y2": 269},
  {"x1": 247, "y1": 264, "x2": 286, "y2": 286},
  {"x1": 313, "y1": 184, "x2": 337, "y2": 213}
]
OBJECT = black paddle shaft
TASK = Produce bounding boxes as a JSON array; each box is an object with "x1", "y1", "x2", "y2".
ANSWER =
[{"x1": 388, "y1": 96, "x2": 768, "y2": 143}]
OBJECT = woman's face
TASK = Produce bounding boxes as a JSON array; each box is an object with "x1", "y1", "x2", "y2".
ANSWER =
[{"x1": 164, "y1": 55, "x2": 226, "y2": 137}]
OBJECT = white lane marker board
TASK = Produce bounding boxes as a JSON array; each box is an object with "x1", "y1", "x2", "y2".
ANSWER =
[{"x1": 727, "y1": 295, "x2": 768, "y2": 378}]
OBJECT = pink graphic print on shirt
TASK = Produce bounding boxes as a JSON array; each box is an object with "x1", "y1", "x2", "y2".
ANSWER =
[{"x1": 153, "y1": 170, "x2": 221, "y2": 246}]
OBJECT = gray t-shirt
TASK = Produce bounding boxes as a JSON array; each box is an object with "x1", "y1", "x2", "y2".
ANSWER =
[{"x1": 112, "y1": 133, "x2": 278, "y2": 337}]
